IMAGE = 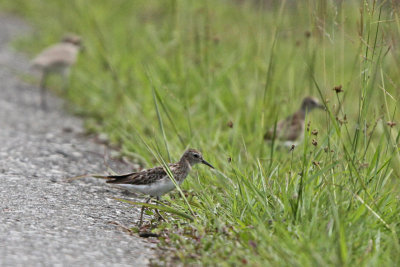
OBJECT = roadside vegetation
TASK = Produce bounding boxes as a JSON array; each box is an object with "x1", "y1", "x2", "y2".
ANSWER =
[{"x1": 2, "y1": 0, "x2": 400, "y2": 265}]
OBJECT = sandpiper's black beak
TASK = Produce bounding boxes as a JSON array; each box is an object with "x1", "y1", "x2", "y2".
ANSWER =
[{"x1": 201, "y1": 159, "x2": 214, "y2": 169}]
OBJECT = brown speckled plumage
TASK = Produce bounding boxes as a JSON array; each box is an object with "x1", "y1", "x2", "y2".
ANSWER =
[
  {"x1": 106, "y1": 163, "x2": 188, "y2": 185},
  {"x1": 105, "y1": 148, "x2": 212, "y2": 186},
  {"x1": 264, "y1": 97, "x2": 324, "y2": 145}
]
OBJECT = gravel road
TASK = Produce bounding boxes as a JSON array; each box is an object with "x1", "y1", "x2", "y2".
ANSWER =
[{"x1": 0, "y1": 14, "x2": 156, "y2": 266}]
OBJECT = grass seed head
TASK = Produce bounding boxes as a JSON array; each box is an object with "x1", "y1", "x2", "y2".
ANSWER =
[
  {"x1": 387, "y1": 121, "x2": 396, "y2": 128},
  {"x1": 312, "y1": 139, "x2": 318, "y2": 146},
  {"x1": 333, "y1": 85, "x2": 343, "y2": 93},
  {"x1": 311, "y1": 129, "x2": 318, "y2": 136}
]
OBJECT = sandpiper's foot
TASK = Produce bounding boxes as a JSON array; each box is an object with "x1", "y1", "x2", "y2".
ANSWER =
[{"x1": 155, "y1": 209, "x2": 165, "y2": 222}]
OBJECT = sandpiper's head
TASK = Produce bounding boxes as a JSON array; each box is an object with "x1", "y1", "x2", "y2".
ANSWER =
[
  {"x1": 61, "y1": 34, "x2": 83, "y2": 48},
  {"x1": 301, "y1": 96, "x2": 324, "y2": 112},
  {"x1": 181, "y1": 149, "x2": 214, "y2": 168}
]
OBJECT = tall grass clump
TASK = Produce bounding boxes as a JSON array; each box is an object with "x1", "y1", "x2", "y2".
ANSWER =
[{"x1": 1, "y1": 0, "x2": 400, "y2": 265}]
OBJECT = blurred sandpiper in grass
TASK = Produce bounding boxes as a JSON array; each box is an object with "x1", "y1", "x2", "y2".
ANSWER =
[
  {"x1": 264, "y1": 96, "x2": 324, "y2": 147},
  {"x1": 31, "y1": 34, "x2": 82, "y2": 109}
]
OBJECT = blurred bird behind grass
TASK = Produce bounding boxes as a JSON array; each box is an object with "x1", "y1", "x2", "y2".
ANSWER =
[{"x1": 2, "y1": 0, "x2": 400, "y2": 265}]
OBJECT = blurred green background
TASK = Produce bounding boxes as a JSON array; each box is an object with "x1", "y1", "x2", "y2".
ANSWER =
[{"x1": 1, "y1": 0, "x2": 400, "y2": 265}]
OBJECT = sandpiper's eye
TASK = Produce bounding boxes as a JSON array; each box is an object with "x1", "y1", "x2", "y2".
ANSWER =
[{"x1": 193, "y1": 154, "x2": 200, "y2": 158}]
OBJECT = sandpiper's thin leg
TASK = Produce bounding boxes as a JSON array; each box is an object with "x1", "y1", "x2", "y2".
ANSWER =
[
  {"x1": 61, "y1": 68, "x2": 70, "y2": 92},
  {"x1": 139, "y1": 197, "x2": 151, "y2": 227},
  {"x1": 155, "y1": 196, "x2": 165, "y2": 221},
  {"x1": 40, "y1": 72, "x2": 47, "y2": 110}
]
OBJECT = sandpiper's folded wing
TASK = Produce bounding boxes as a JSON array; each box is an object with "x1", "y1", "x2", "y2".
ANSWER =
[
  {"x1": 283, "y1": 112, "x2": 304, "y2": 141},
  {"x1": 265, "y1": 111, "x2": 305, "y2": 142},
  {"x1": 264, "y1": 114, "x2": 292, "y2": 140},
  {"x1": 32, "y1": 44, "x2": 78, "y2": 69},
  {"x1": 105, "y1": 165, "x2": 173, "y2": 185}
]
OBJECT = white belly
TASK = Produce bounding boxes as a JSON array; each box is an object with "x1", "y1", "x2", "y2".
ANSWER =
[{"x1": 116, "y1": 178, "x2": 180, "y2": 197}]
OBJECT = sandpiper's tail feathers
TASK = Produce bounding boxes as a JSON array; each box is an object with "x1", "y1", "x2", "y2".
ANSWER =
[{"x1": 93, "y1": 173, "x2": 136, "y2": 184}]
